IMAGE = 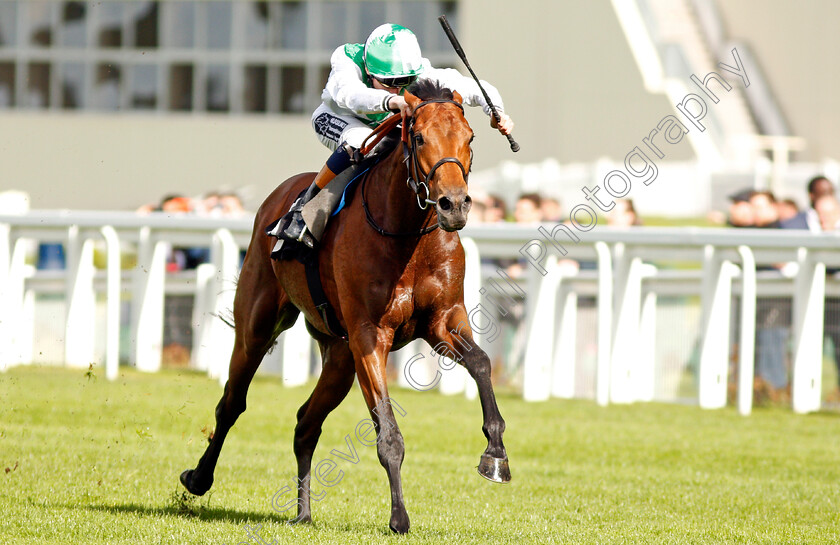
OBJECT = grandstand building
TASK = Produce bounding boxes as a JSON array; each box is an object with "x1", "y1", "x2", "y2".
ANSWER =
[{"x1": 0, "y1": 0, "x2": 838, "y2": 214}]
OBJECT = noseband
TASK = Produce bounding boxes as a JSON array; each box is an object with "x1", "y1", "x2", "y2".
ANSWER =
[{"x1": 403, "y1": 99, "x2": 470, "y2": 210}]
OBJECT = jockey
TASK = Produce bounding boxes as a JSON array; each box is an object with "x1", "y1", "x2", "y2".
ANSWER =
[{"x1": 275, "y1": 23, "x2": 514, "y2": 249}]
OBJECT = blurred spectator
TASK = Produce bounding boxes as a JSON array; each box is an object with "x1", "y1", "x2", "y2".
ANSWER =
[
  {"x1": 780, "y1": 175, "x2": 835, "y2": 231},
  {"x1": 752, "y1": 190, "x2": 788, "y2": 398},
  {"x1": 726, "y1": 189, "x2": 790, "y2": 399},
  {"x1": 780, "y1": 177, "x2": 837, "y2": 235},
  {"x1": 133, "y1": 190, "x2": 248, "y2": 368},
  {"x1": 159, "y1": 194, "x2": 193, "y2": 215},
  {"x1": 749, "y1": 191, "x2": 780, "y2": 228},
  {"x1": 484, "y1": 194, "x2": 508, "y2": 223},
  {"x1": 815, "y1": 194, "x2": 840, "y2": 231},
  {"x1": 193, "y1": 192, "x2": 246, "y2": 265},
  {"x1": 503, "y1": 194, "x2": 543, "y2": 279},
  {"x1": 498, "y1": 194, "x2": 547, "y2": 384},
  {"x1": 145, "y1": 190, "x2": 245, "y2": 367},
  {"x1": 816, "y1": 194, "x2": 840, "y2": 399},
  {"x1": 513, "y1": 193, "x2": 543, "y2": 223},
  {"x1": 153, "y1": 194, "x2": 196, "y2": 366},
  {"x1": 137, "y1": 191, "x2": 247, "y2": 219},
  {"x1": 607, "y1": 199, "x2": 641, "y2": 227},
  {"x1": 197, "y1": 191, "x2": 222, "y2": 216},
  {"x1": 154, "y1": 194, "x2": 194, "y2": 271},
  {"x1": 727, "y1": 188, "x2": 755, "y2": 227},
  {"x1": 756, "y1": 175, "x2": 840, "y2": 399},
  {"x1": 135, "y1": 202, "x2": 155, "y2": 215},
  {"x1": 466, "y1": 189, "x2": 488, "y2": 224},
  {"x1": 470, "y1": 198, "x2": 487, "y2": 223},
  {"x1": 540, "y1": 197, "x2": 563, "y2": 222},
  {"x1": 776, "y1": 198, "x2": 799, "y2": 223},
  {"x1": 219, "y1": 192, "x2": 246, "y2": 217}
]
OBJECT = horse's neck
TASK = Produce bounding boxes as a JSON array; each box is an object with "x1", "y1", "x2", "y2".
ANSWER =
[{"x1": 367, "y1": 147, "x2": 435, "y2": 237}]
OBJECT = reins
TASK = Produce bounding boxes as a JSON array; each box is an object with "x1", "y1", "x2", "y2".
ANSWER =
[
  {"x1": 361, "y1": 170, "x2": 439, "y2": 238},
  {"x1": 360, "y1": 98, "x2": 469, "y2": 238},
  {"x1": 359, "y1": 113, "x2": 403, "y2": 156}
]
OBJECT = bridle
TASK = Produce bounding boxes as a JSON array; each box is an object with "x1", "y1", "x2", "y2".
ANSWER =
[
  {"x1": 359, "y1": 98, "x2": 471, "y2": 238},
  {"x1": 402, "y1": 99, "x2": 470, "y2": 210}
]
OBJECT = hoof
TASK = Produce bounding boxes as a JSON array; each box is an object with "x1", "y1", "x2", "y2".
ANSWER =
[
  {"x1": 477, "y1": 453, "x2": 511, "y2": 483},
  {"x1": 389, "y1": 512, "x2": 410, "y2": 534},
  {"x1": 180, "y1": 469, "x2": 212, "y2": 496},
  {"x1": 290, "y1": 514, "x2": 312, "y2": 525}
]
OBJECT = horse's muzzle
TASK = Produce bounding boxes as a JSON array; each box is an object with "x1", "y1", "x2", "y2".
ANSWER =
[{"x1": 436, "y1": 194, "x2": 472, "y2": 231}]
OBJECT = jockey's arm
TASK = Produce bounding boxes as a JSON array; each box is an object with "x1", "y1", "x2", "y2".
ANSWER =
[
  {"x1": 421, "y1": 66, "x2": 514, "y2": 135},
  {"x1": 325, "y1": 46, "x2": 394, "y2": 116}
]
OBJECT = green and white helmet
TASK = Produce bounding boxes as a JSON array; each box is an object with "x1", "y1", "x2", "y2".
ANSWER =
[{"x1": 363, "y1": 23, "x2": 425, "y2": 79}]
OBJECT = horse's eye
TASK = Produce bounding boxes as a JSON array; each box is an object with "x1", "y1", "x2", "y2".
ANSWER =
[{"x1": 415, "y1": 134, "x2": 425, "y2": 146}]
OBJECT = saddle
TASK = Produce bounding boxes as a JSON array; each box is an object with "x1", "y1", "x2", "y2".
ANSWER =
[
  {"x1": 267, "y1": 128, "x2": 401, "y2": 263},
  {"x1": 264, "y1": 125, "x2": 402, "y2": 338}
]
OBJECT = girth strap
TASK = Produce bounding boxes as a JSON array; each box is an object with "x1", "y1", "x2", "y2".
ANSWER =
[{"x1": 304, "y1": 251, "x2": 347, "y2": 340}]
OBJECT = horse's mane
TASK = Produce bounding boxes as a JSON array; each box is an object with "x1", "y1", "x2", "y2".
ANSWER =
[{"x1": 407, "y1": 79, "x2": 454, "y2": 101}]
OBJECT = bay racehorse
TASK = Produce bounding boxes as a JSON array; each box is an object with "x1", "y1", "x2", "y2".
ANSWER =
[{"x1": 180, "y1": 79, "x2": 510, "y2": 534}]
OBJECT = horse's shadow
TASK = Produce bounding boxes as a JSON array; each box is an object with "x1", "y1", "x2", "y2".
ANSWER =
[
  {"x1": 84, "y1": 502, "x2": 293, "y2": 526},
  {"x1": 83, "y1": 502, "x2": 404, "y2": 537}
]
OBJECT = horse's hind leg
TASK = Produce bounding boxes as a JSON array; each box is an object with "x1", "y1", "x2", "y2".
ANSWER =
[
  {"x1": 290, "y1": 336, "x2": 356, "y2": 524},
  {"x1": 181, "y1": 279, "x2": 299, "y2": 496}
]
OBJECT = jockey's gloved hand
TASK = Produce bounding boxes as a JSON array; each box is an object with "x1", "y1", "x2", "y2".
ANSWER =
[
  {"x1": 490, "y1": 112, "x2": 515, "y2": 135},
  {"x1": 386, "y1": 95, "x2": 411, "y2": 117}
]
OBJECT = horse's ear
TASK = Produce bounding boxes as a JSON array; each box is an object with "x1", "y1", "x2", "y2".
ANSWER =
[
  {"x1": 452, "y1": 90, "x2": 463, "y2": 104},
  {"x1": 405, "y1": 91, "x2": 421, "y2": 111}
]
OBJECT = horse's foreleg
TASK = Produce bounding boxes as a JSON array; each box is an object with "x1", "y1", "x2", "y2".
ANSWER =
[
  {"x1": 181, "y1": 287, "x2": 298, "y2": 496},
  {"x1": 463, "y1": 346, "x2": 511, "y2": 483},
  {"x1": 350, "y1": 328, "x2": 410, "y2": 534},
  {"x1": 290, "y1": 337, "x2": 356, "y2": 524},
  {"x1": 426, "y1": 306, "x2": 511, "y2": 483}
]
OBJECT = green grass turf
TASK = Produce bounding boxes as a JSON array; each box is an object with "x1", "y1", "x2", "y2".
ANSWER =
[{"x1": 1, "y1": 366, "x2": 839, "y2": 544}]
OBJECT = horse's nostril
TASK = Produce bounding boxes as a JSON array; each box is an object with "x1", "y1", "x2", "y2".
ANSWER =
[{"x1": 438, "y1": 197, "x2": 452, "y2": 211}]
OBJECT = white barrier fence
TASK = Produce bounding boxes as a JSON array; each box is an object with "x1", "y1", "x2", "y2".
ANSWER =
[{"x1": 2, "y1": 211, "x2": 840, "y2": 415}]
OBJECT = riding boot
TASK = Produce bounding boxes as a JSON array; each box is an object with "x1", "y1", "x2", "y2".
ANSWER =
[
  {"x1": 276, "y1": 144, "x2": 355, "y2": 249},
  {"x1": 278, "y1": 178, "x2": 322, "y2": 248}
]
